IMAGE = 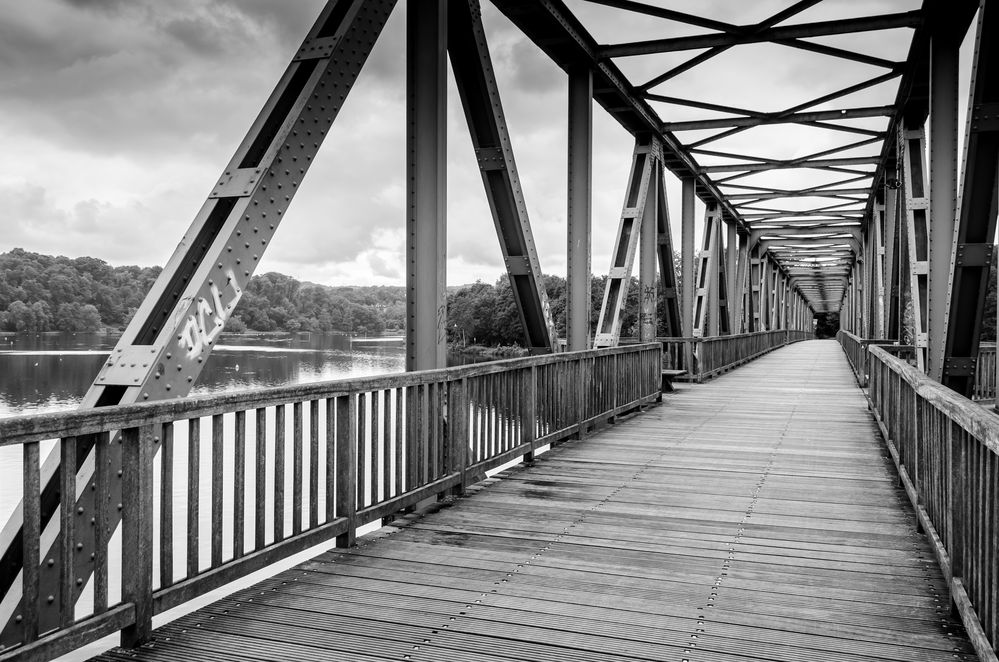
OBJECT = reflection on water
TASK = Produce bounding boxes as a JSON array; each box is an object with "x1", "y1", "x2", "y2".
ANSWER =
[{"x1": 0, "y1": 332, "x2": 406, "y2": 418}]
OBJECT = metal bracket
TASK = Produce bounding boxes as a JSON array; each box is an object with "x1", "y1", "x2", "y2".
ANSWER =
[
  {"x1": 294, "y1": 36, "x2": 339, "y2": 61},
  {"x1": 209, "y1": 168, "x2": 263, "y2": 198},
  {"x1": 475, "y1": 147, "x2": 506, "y2": 170},
  {"x1": 944, "y1": 356, "x2": 976, "y2": 376},
  {"x1": 504, "y1": 256, "x2": 531, "y2": 275},
  {"x1": 96, "y1": 346, "x2": 160, "y2": 386},
  {"x1": 955, "y1": 243, "x2": 993, "y2": 267},
  {"x1": 970, "y1": 102, "x2": 999, "y2": 133}
]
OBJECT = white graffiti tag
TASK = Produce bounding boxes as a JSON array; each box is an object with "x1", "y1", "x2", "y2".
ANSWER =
[{"x1": 179, "y1": 271, "x2": 243, "y2": 357}]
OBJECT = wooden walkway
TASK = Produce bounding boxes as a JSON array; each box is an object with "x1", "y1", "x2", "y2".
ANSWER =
[{"x1": 93, "y1": 340, "x2": 978, "y2": 662}]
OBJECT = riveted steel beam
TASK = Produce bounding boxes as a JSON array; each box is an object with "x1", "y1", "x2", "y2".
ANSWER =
[
  {"x1": 942, "y1": 2, "x2": 999, "y2": 396},
  {"x1": 449, "y1": 0, "x2": 557, "y2": 354},
  {"x1": 662, "y1": 106, "x2": 893, "y2": 133},
  {"x1": 407, "y1": 0, "x2": 448, "y2": 371},
  {"x1": 567, "y1": 67, "x2": 593, "y2": 351},
  {"x1": 900, "y1": 125, "x2": 930, "y2": 370},
  {"x1": 599, "y1": 12, "x2": 922, "y2": 58},
  {"x1": 926, "y1": 19, "x2": 960, "y2": 379},
  {"x1": 0, "y1": 0, "x2": 398, "y2": 645},
  {"x1": 595, "y1": 137, "x2": 660, "y2": 347}
]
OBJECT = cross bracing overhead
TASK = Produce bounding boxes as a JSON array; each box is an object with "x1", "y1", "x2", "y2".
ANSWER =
[{"x1": 495, "y1": 0, "x2": 940, "y2": 315}]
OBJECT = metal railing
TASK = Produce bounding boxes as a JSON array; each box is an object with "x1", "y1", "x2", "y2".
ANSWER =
[
  {"x1": 0, "y1": 343, "x2": 661, "y2": 660},
  {"x1": 661, "y1": 330, "x2": 813, "y2": 381},
  {"x1": 867, "y1": 345, "x2": 998, "y2": 662}
]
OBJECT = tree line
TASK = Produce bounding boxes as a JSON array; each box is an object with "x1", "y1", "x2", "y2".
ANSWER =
[
  {"x1": 0, "y1": 249, "x2": 405, "y2": 336},
  {"x1": 0, "y1": 249, "x2": 664, "y2": 343}
]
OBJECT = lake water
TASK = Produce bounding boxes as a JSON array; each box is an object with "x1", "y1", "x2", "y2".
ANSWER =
[{"x1": 0, "y1": 331, "x2": 407, "y2": 419}]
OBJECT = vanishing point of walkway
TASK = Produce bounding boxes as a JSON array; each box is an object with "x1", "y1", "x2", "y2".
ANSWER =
[{"x1": 93, "y1": 340, "x2": 977, "y2": 662}]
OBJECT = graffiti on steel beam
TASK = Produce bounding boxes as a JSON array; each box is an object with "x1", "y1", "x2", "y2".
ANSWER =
[{"x1": 179, "y1": 270, "x2": 243, "y2": 357}]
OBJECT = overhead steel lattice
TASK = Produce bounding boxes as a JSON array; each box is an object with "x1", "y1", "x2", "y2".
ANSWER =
[{"x1": 494, "y1": 0, "x2": 925, "y2": 314}]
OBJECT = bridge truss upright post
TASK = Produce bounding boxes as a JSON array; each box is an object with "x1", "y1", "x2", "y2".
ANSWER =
[
  {"x1": 733, "y1": 231, "x2": 750, "y2": 334},
  {"x1": 942, "y1": 2, "x2": 999, "y2": 396},
  {"x1": 927, "y1": 16, "x2": 961, "y2": 379},
  {"x1": 639, "y1": 159, "x2": 659, "y2": 342},
  {"x1": 750, "y1": 243, "x2": 763, "y2": 332},
  {"x1": 693, "y1": 205, "x2": 726, "y2": 337},
  {"x1": 594, "y1": 136, "x2": 666, "y2": 347},
  {"x1": 884, "y1": 171, "x2": 902, "y2": 341},
  {"x1": 900, "y1": 124, "x2": 931, "y2": 371},
  {"x1": 681, "y1": 177, "x2": 696, "y2": 365},
  {"x1": 726, "y1": 223, "x2": 739, "y2": 332},
  {"x1": 870, "y1": 200, "x2": 887, "y2": 339},
  {"x1": 407, "y1": 0, "x2": 448, "y2": 371},
  {"x1": 566, "y1": 67, "x2": 593, "y2": 351}
]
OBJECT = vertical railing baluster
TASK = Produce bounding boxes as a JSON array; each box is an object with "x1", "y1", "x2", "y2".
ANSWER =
[
  {"x1": 394, "y1": 389, "x2": 404, "y2": 497},
  {"x1": 94, "y1": 431, "x2": 109, "y2": 613},
  {"x1": 233, "y1": 410, "x2": 245, "y2": 559},
  {"x1": 211, "y1": 414, "x2": 224, "y2": 568},
  {"x1": 293, "y1": 402, "x2": 303, "y2": 536},
  {"x1": 160, "y1": 423, "x2": 174, "y2": 588},
  {"x1": 255, "y1": 408, "x2": 267, "y2": 549},
  {"x1": 121, "y1": 424, "x2": 154, "y2": 647},
  {"x1": 407, "y1": 386, "x2": 419, "y2": 491},
  {"x1": 420, "y1": 385, "x2": 430, "y2": 483},
  {"x1": 187, "y1": 419, "x2": 200, "y2": 577},
  {"x1": 326, "y1": 399, "x2": 336, "y2": 522},
  {"x1": 59, "y1": 436, "x2": 76, "y2": 627},
  {"x1": 274, "y1": 404, "x2": 286, "y2": 542},
  {"x1": 358, "y1": 393, "x2": 367, "y2": 507},
  {"x1": 22, "y1": 441, "x2": 40, "y2": 643},
  {"x1": 370, "y1": 391, "x2": 380, "y2": 505},
  {"x1": 448, "y1": 378, "x2": 468, "y2": 497},
  {"x1": 335, "y1": 395, "x2": 357, "y2": 548},
  {"x1": 384, "y1": 389, "x2": 393, "y2": 499},
  {"x1": 310, "y1": 399, "x2": 320, "y2": 529}
]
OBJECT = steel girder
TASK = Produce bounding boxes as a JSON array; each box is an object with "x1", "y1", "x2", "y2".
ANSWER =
[
  {"x1": 900, "y1": 125, "x2": 931, "y2": 370},
  {"x1": 941, "y1": 2, "x2": 999, "y2": 396},
  {"x1": 594, "y1": 136, "x2": 660, "y2": 347},
  {"x1": 693, "y1": 206, "x2": 729, "y2": 337},
  {"x1": 449, "y1": 0, "x2": 558, "y2": 354},
  {"x1": 567, "y1": 67, "x2": 593, "y2": 351},
  {"x1": 407, "y1": 1, "x2": 448, "y2": 371},
  {"x1": 0, "y1": 0, "x2": 399, "y2": 644},
  {"x1": 654, "y1": 167, "x2": 683, "y2": 338}
]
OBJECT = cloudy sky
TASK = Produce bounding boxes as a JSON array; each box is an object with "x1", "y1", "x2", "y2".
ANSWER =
[{"x1": 1, "y1": 0, "x2": 966, "y2": 288}]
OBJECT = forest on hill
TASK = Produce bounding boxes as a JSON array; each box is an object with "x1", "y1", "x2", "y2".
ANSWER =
[{"x1": 0, "y1": 248, "x2": 662, "y2": 343}]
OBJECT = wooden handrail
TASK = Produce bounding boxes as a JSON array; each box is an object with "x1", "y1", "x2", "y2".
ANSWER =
[{"x1": 866, "y1": 345, "x2": 999, "y2": 661}]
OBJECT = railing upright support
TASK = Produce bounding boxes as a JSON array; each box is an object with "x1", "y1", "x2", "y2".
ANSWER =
[
  {"x1": 335, "y1": 395, "x2": 357, "y2": 548},
  {"x1": 447, "y1": 379, "x2": 468, "y2": 497},
  {"x1": 120, "y1": 425, "x2": 154, "y2": 648},
  {"x1": 523, "y1": 367, "x2": 538, "y2": 461}
]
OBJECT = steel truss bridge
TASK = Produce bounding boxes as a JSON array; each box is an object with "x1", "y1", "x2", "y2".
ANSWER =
[{"x1": 0, "y1": 0, "x2": 998, "y2": 660}]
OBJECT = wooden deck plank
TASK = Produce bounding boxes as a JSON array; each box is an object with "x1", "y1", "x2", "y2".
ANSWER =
[{"x1": 90, "y1": 340, "x2": 979, "y2": 662}]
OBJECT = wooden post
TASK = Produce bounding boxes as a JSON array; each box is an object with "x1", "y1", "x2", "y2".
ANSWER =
[
  {"x1": 335, "y1": 395, "x2": 357, "y2": 548},
  {"x1": 120, "y1": 424, "x2": 154, "y2": 648},
  {"x1": 448, "y1": 379, "x2": 468, "y2": 497},
  {"x1": 523, "y1": 367, "x2": 537, "y2": 461}
]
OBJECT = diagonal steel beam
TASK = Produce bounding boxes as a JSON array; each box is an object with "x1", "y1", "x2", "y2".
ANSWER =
[
  {"x1": 942, "y1": 2, "x2": 999, "y2": 395},
  {"x1": 662, "y1": 106, "x2": 893, "y2": 132},
  {"x1": 600, "y1": 11, "x2": 922, "y2": 58},
  {"x1": 449, "y1": 0, "x2": 558, "y2": 354},
  {"x1": 0, "y1": 0, "x2": 399, "y2": 645}
]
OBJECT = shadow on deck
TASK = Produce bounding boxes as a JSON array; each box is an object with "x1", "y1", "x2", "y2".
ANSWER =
[{"x1": 91, "y1": 339, "x2": 977, "y2": 662}]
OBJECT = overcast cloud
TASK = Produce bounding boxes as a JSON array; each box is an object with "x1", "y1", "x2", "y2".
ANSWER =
[{"x1": 0, "y1": 0, "x2": 949, "y2": 288}]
